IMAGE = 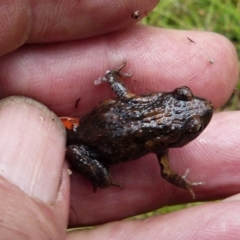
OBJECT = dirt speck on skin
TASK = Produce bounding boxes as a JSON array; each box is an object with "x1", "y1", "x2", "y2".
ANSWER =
[
  {"x1": 131, "y1": 10, "x2": 140, "y2": 19},
  {"x1": 75, "y1": 97, "x2": 81, "y2": 109}
]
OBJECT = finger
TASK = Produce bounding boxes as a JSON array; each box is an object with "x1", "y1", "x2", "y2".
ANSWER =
[
  {"x1": 68, "y1": 111, "x2": 240, "y2": 227},
  {"x1": 0, "y1": 0, "x2": 157, "y2": 55},
  {"x1": 0, "y1": 26, "x2": 238, "y2": 116},
  {"x1": 67, "y1": 198, "x2": 240, "y2": 239},
  {"x1": 0, "y1": 96, "x2": 69, "y2": 238}
]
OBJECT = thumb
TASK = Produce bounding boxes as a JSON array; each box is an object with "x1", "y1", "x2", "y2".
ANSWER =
[{"x1": 0, "y1": 96, "x2": 69, "y2": 239}]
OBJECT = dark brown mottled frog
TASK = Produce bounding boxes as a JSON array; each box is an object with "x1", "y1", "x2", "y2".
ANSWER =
[{"x1": 63, "y1": 60, "x2": 213, "y2": 198}]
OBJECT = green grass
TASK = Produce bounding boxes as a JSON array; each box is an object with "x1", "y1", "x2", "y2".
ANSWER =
[
  {"x1": 132, "y1": 0, "x2": 240, "y2": 218},
  {"x1": 143, "y1": 0, "x2": 240, "y2": 45},
  {"x1": 130, "y1": 202, "x2": 206, "y2": 220}
]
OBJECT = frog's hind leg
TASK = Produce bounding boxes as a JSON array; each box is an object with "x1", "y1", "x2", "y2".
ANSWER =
[
  {"x1": 157, "y1": 151, "x2": 204, "y2": 199},
  {"x1": 66, "y1": 144, "x2": 123, "y2": 190}
]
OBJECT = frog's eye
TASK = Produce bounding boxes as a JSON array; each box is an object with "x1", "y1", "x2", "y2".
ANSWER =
[
  {"x1": 185, "y1": 116, "x2": 204, "y2": 134},
  {"x1": 173, "y1": 87, "x2": 193, "y2": 101}
]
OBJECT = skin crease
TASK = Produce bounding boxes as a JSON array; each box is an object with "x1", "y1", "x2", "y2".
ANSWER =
[{"x1": 0, "y1": 0, "x2": 239, "y2": 239}]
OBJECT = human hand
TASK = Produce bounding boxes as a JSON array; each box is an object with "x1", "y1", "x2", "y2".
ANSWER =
[{"x1": 0, "y1": 1, "x2": 239, "y2": 239}]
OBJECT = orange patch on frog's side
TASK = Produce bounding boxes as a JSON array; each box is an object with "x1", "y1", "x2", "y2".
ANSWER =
[{"x1": 60, "y1": 117, "x2": 80, "y2": 130}]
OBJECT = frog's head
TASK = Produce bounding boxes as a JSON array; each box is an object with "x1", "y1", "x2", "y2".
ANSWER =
[{"x1": 161, "y1": 86, "x2": 213, "y2": 148}]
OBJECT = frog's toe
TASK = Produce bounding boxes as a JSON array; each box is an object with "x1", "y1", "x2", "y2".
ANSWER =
[
  {"x1": 94, "y1": 173, "x2": 123, "y2": 190},
  {"x1": 182, "y1": 169, "x2": 205, "y2": 186},
  {"x1": 111, "y1": 180, "x2": 124, "y2": 189},
  {"x1": 182, "y1": 169, "x2": 205, "y2": 199}
]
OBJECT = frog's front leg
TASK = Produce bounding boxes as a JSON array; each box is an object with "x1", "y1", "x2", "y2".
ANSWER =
[
  {"x1": 66, "y1": 145, "x2": 123, "y2": 190},
  {"x1": 94, "y1": 60, "x2": 135, "y2": 100},
  {"x1": 157, "y1": 151, "x2": 203, "y2": 199}
]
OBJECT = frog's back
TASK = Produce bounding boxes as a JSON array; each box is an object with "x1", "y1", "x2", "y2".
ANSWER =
[{"x1": 76, "y1": 88, "x2": 213, "y2": 164}]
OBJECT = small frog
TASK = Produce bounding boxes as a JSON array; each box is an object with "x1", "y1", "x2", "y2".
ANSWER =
[{"x1": 62, "y1": 60, "x2": 213, "y2": 198}]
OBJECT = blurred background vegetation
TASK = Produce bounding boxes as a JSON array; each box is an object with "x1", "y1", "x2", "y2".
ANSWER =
[
  {"x1": 143, "y1": 0, "x2": 240, "y2": 111},
  {"x1": 133, "y1": 0, "x2": 240, "y2": 218}
]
